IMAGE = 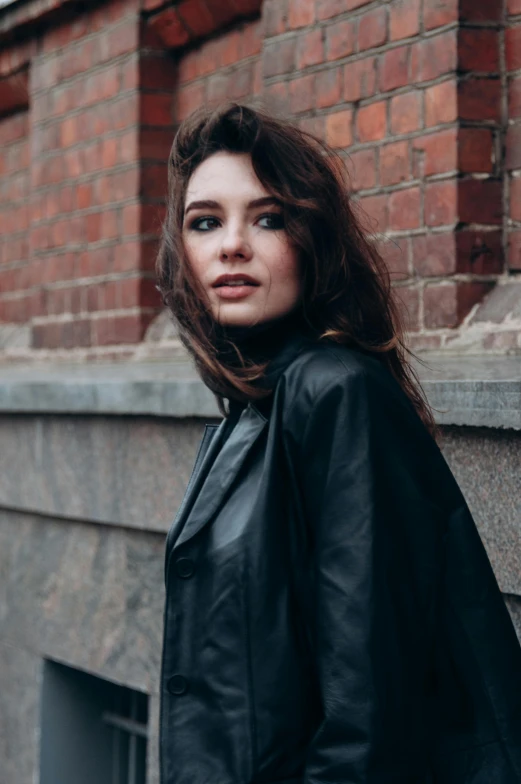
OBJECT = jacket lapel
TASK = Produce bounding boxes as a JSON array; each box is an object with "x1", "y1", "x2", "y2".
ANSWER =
[
  {"x1": 165, "y1": 421, "x2": 225, "y2": 564},
  {"x1": 173, "y1": 402, "x2": 268, "y2": 550}
]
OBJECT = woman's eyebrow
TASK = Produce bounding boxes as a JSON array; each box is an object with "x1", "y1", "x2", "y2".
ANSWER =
[{"x1": 184, "y1": 196, "x2": 281, "y2": 216}]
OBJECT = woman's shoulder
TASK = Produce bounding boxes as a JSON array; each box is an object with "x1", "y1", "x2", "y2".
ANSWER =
[{"x1": 280, "y1": 338, "x2": 402, "y2": 405}]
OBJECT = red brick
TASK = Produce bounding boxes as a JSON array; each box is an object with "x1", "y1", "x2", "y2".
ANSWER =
[
  {"x1": 207, "y1": 73, "x2": 232, "y2": 104},
  {"x1": 389, "y1": 186, "x2": 421, "y2": 230},
  {"x1": 146, "y1": 9, "x2": 190, "y2": 49},
  {"x1": 425, "y1": 180, "x2": 458, "y2": 226},
  {"x1": 458, "y1": 128, "x2": 494, "y2": 174},
  {"x1": 139, "y1": 128, "x2": 174, "y2": 161},
  {"x1": 296, "y1": 29, "x2": 324, "y2": 69},
  {"x1": 506, "y1": 26, "x2": 521, "y2": 72},
  {"x1": 511, "y1": 178, "x2": 521, "y2": 222},
  {"x1": 326, "y1": 19, "x2": 355, "y2": 61},
  {"x1": 240, "y1": 20, "x2": 263, "y2": 58},
  {"x1": 357, "y1": 193, "x2": 388, "y2": 232},
  {"x1": 424, "y1": 0, "x2": 458, "y2": 31},
  {"x1": 506, "y1": 126, "x2": 521, "y2": 170},
  {"x1": 264, "y1": 0, "x2": 288, "y2": 36},
  {"x1": 358, "y1": 8, "x2": 388, "y2": 52},
  {"x1": 288, "y1": 0, "x2": 315, "y2": 28},
  {"x1": 423, "y1": 284, "x2": 455, "y2": 328},
  {"x1": 325, "y1": 109, "x2": 353, "y2": 148},
  {"x1": 425, "y1": 79, "x2": 457, "y2": 126},
  {"x1": 460, "y1": 0, "x2": 502, "y2": 21},
  {"x1": 390, "y1": 0, "x2": 420, "y2": 41},
  {"x1": 175, "y1": 81, "x2": 205, "y2": 121},
  {"x1": 177, "y1": 0, "x2": 216, "y2": 38},
  {"x1": 94, "y1": 314, "x2": 151, "y2": 346},
  {"x1": 379, "y1": 236, "x2": 410, "y2": 278},
  {"x1": 344, "y1": 57, "x2": 377, "y2": 102},
  {"x1": 265, "y1": 81, "x2": 290, "y2": 114},
  {"x1": 390, "y1": 91, "x2": 421, "y2": 134},
  {"x1": 347, "y1": 148, "x2": 377, "y2": 191},
  {"x1": 458, "y1": 29, "x2": 499, "y2": 73},
  {"x1": 356, "y1": 100, "x2": 387, "y2": 142},
  {"x1": 379, "y1": 45, "x2": 409, "y2": 92},
  {"x1": 228, "y1": 65, "x2": 255, "y2": 100},
  {"x1": 509, "y1": 232, "x2": 521, "y2": 271},
  {"x1": 142, "y1": 163, "x2": 168, "y2": 199},
  {"x1": 434, "y1": 57, "x2": 461, "y2": 101},
  {"x1": 413, "y1": 128, "x2": 457, "y2": 176},
  {"x1": 412, "y1": 233, "x2": 456, "y2": 276},
  {"x1": 509, "y1": 76, "x2": 521, "y2": 118},
  {"x1": 263, "y1": 38, "x2": 296, "y2": 77},
  {"x1": 139, "y1": 55, "x2": 177, "y2": 91},
  {"x1": 459, "y1": 179, "x2": 502, "y2": 225},
  {"x1": 394, "y1": 286, "x2": 420, "y2": 331},
  {"x1": 289, "y1": 74, "x2": 315, "y2": 114},
  {"x1": 253, "y1": 60, "x2": 262, "y2": 95},
  {"x1": 456, "y1": 229, "x2": 503, "y2": 275},
  {"x1": 380, "y1": 140, "x2": 410, "y2": 185},
  {"x1": 140, "y1": 93, "x2": 174, "y2": 126},
  {"x1": 316, "y1": 0, "x2": 346, "y2": 19},
  {"x1": 459, "y1": 78, "x2": 501, "y2": 123},
  {"x1": 316, "y1": 67, "x2": 342, "y2": 108},
  {"x1": 508, "y1": 0, "x2": 521, "y2": 14}
]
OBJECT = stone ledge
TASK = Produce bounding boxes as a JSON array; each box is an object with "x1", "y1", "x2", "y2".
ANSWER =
[{"x1": 0, "y1": 354, "x2": 520, "y2": 429}]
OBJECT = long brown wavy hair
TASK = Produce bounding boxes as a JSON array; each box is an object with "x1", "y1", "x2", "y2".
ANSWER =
[{"x1": 156, "y1": 101, "x2": 439, "y2": 441}]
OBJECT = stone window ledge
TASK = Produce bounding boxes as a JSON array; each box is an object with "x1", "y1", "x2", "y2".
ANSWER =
[{"x1": 0, "y1": 354, "x2": 519, "y2": 430}]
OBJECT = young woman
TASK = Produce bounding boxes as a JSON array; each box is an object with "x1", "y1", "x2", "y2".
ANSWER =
[{"x1": 156, "y1": 102, "x2": 521, "y2": 784}]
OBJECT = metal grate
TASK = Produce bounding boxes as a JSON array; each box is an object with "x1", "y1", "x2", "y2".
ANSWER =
[
  {"x1": 40, "y1": 659, "x2": 148, "y2": 784},
  {"x1": 103, "y1": 689, "x2": 148, "y2": 784}
]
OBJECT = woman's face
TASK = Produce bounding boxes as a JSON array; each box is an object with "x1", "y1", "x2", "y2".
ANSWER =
[{"x1": 182, "y1": 151, "x2": 301, "y2": 327}]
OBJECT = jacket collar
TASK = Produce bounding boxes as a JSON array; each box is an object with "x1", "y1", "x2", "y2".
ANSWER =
[{"x1": 169, "y1": 324, "x2": 314, "y2": 555}]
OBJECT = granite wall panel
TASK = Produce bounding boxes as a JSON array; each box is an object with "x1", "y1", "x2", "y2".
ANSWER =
[
  {"x1": 0, "y1": 416, "x2": 519, "y2": 784},
  {"x1": 0, "y1": 415, "x2": 215, "y2": 532},
  {"x1": 0, "y1": 509, "x2": 165, "y2": 783},
  {"x1": 438, "y1": 426, "x2": 521, "y2": 596},
  {"x1": 0, "y1": 640, "x2": 41, "y2": 784}
]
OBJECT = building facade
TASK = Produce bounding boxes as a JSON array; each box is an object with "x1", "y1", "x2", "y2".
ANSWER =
[{"x1": 0, "y1": 0, "x2": 520, "y2": 782}]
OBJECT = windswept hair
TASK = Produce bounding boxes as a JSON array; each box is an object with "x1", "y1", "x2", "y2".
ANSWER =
[{"x1": 156, "y1": 102, "x2": 439, "y2": 440}]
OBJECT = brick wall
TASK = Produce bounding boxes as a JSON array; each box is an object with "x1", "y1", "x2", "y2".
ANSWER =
[
  {"x1": 0, "y1": 0, "x2": 519, "y2": 359},
  {"x1": 507, "y1": 0, "x2": 521, "y2": 273}
]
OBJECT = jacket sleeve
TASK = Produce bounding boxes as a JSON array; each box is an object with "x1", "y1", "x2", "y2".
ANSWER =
[{"x1": 282, "y1": 359, "x2": 444, "y2": 782}]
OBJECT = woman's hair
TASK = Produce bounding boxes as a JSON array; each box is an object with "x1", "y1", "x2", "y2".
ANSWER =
[{"x1": 156, "y1": 101, "x2": 439, "y2": 440}]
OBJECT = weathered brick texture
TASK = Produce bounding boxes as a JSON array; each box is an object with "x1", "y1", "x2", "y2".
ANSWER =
[
  {"x1": 507, "y1": 3, "x2": 521, "y2": 272},
  {"x1": 0, "y1": 0, "x2": 518, "y2": 356}
]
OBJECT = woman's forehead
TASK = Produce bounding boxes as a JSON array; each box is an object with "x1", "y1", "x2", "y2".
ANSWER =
[{"x1": 186, "y1": 151, "x2": 269, "y2": 201}]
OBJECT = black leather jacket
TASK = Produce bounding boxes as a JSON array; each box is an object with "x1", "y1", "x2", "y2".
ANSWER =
[{"x1": 160, "y1": 328, "x2": 521, "y2": 784}]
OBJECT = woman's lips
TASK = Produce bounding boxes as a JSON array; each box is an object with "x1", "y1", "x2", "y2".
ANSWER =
[{"x1": 213, "y1": 283, "x2": 259, "y2": 300}]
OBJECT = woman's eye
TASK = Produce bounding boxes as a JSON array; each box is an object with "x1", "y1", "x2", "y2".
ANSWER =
[
  {"x1": 257, "y1": 213, "x2": 285, "y2": 230},
  {"x1": 190, "y1": 216, "x2": 220, "y2": 231}
]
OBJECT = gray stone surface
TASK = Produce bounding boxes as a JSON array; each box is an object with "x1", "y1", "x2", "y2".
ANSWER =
[
  {"x1": 0, "y1": 509, "x2": 166, "y2": 783},
  {"x1": 469, "y1": 282, "x2": 521, "y2": 324},
  {"x1": 0, "y1": 510, "x2": 165, "y2": 691},
  {"x1": 0, "y1": 640, "x2": 41, "y2": 784},
  {"x1": 0, "y1": 360, "x2": 221, "y2": 418},
  {"x1": 0, "y1": 415, "x2": 216, "y2": 532},
  {"x1": 439, "y1": 426, "x2": 521, "y2": 596},
  {"x1": 413, "y1": 354, "x2": 521, "y2": 430},
  {"x1": 0, "y1": 353, "x2": 520, "y2": 428}
]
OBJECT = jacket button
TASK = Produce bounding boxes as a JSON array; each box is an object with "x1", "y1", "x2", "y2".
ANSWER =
[
  {"x1": 167, "y1": 674, "x2": 188, "y2": 695},
  {"x1": 175, "y1": 557, "x2": 195, "y2": 578}
]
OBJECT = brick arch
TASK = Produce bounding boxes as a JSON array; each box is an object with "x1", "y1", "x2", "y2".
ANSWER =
[{"x1": 143, "y1": 0, "x2": 263, "y2": 50}]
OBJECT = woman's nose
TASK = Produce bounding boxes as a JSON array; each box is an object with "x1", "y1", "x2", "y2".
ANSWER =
[{"x1": 219, "y1": 224, "x2": 253, "y2": 260}]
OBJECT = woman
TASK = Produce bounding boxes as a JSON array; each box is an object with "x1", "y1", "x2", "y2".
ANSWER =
[{"x1": 156, "y1": 102, "x2": 521, "y2": 784}]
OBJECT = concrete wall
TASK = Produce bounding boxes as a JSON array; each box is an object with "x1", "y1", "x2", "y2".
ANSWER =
[{"x1": 0, "y1": 409, "x2": 519, "y2": 783}]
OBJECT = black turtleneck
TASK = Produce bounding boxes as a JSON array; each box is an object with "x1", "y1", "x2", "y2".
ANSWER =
[{"x1": 215, "y1": 309, "x2": 307, "y2": 370}]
